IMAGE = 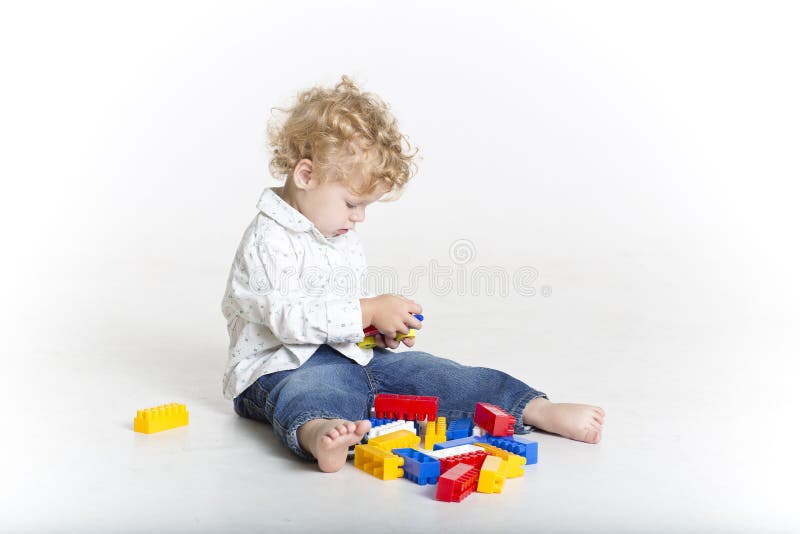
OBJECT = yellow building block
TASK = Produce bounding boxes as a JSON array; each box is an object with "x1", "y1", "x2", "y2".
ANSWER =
[
  {"x1": 357, "y1": 329, "x2": 417, "y2": 349},
  {"x1": 423, "y1": 416, "x2": 448, "y2": 450},
  {"x1": 474, "y1": 442, "x2": 525, "y2": 478},
  {"x1": 396, "y1": 329, "x2": 416, "y2": 341},
  {"x1": 477, "y1": 455, "x2": 508, "y2": 493},
  {"x1": 134, "y1": 403, "x2": 189, "y2": 434},
  {"x1": 358, "y1": 336, "x2": 377, "y2": 349},
  {"x1": 368, "y1": 429, "x2": 420, "y2": 452},
  {"x1": 354, "y1": 444, "x2": 404, "y2": 480}
]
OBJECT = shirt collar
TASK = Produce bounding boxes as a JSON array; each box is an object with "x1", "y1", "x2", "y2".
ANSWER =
[{"x1": 256, "y1": 187, "x2": 340, "y2": 244}]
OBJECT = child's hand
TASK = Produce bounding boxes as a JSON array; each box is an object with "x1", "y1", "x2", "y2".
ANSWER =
[
  {"x1": 374, "y1": 333, "x2": 416, "y2": 350},
  {"x1": 360, "y1": 294, "x2": 423, "y2": 341}
]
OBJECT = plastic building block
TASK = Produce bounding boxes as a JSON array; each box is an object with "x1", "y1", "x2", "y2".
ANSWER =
[
  {"x1": 419, "y1": 444, "x2": 485, "y2": 460},
  {"x1": 446, "y1": 417, "x2": 474, "y2": 440},
  {"x1": 367, "y1": 416, "x2": 425, "y2": 436},
  {"x1": 133, "y1": 403, "x2": 189, "y2": 434},
  {"x1": 358, "y1": 336, "x2": 377, "y2": 349},
  {"x1": 363, "y1": 325, "x2": 380, "y2": 336},
  {"x1": 435, "y1": 463, "x2": 480, "y2": 502},
  {"x1": 358, "y1": 314, "x2": 424, "y2": 349},
  {"x1": 474, "y1": 443, "x2": 526, "y2": 478},
  {"x1": 485, "y1": 435, "x2": 539, "y2": 465},
  {"x1": 367, "y1": 418, "x2": 397, "y2": 431},
  {"x1": 366, "y1": 419, "x2": 416, "y2": 439},
  {"x1": 392, "y1": 447, "x2": 441, "y2": 485},
  {"x1": 354, "y1": 444, "x2": 404, "y2": 480},
  {"x1": 358, "y1": 330, "x2": 416, "y2": 349},
  {"x1": 433, "y1": 435, "x2": 487, "y2": 450},
  {"x1": 423, "y1": 416, "x2": 447, "y2": 450},
  {"x1": 373, "y1": 394, "x2": 438, "y2": 421},
  {"x1": 396, "y1": 330, "x2": 416, "y2": 342},
  {"x1": 473, "y1": 402, "x2": 516, "y2": 437},
  {"x1": 440, "y1": 449, "x2": 488, "y2": 473},
  {"x1": 435, "y1": 416, "x2": 447, "y2": 439},
  {"x1": 369, "y1": 418, "x2": 395, "y2": 426},
  {"x1": 477, "y1": 455, "x2": 508, "y2": 494},
  {"x1": 368, "y1": 429, "x2": 420, "y2": 452},
  {"x1": 472, "y1": 426, "x2": 486, "y2": 437}
]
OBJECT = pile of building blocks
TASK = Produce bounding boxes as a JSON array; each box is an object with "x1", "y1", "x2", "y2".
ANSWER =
[{"x1": 355, "y1": 394, "x2": 538, "y2": 502}]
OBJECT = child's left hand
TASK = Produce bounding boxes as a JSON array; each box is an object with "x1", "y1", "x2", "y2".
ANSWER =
[{"x1": 374, "y1": 333, "x2": 415, "y2": 350}]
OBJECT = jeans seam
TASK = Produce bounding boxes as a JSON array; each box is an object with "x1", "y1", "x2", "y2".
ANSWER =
[{"x1": 362, "y1": 366, "x2": 379, "y2": 412}]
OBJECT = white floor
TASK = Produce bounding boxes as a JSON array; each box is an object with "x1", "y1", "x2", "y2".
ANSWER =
[
  {"x1": 2, "y1": 4, "x2": 799, "y2": 530},
  {"x1": 2, "y1": 264, "x2": 797, "y2": 533}
]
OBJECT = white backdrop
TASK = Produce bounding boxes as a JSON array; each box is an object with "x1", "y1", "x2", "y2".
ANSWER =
[{"x1": 1, "y1": 1, "x2": 798, "y2": 531}]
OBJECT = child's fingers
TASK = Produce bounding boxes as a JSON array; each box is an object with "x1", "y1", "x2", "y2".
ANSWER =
[
  {"x1": 406, "y1": 300, "x2": 423, "y2": 316},
  {"x1": 402, "y1": 337, "x2": 415, "y2": 348},
  {"x1": 375, "y1": 334, "x2": 387, "y2": 348},
  {"x1": 383, "y1": 329, "x2": 398, "y2": 339},
  {"x1": 396, "y1": 294, "x2": 423, "y2": 315},
  {"x1": 406, "y1": 315, "x2": 423, "y2": 330}
]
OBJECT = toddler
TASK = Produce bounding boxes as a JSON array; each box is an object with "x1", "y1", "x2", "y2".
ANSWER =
[{"x1": 222, "y1": 76, "x2": 604, "y2": 472}]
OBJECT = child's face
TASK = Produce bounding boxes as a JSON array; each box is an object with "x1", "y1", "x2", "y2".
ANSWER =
[
  {"x1": 292, "y1": 159, "x2": 386, "y2": 238},
  {"x1": 302, "y1": 180, "x2": 384, "y2": 238}
]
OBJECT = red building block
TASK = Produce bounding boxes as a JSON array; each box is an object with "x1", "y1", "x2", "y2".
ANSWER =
[
  {"x1": 374, "y1": 394, "x2": 438, "y2": 421},
  {"x1": 435, "y1": 463, "x2": 481, "y2": 503},
  {"x1": 440, "y1": 450, "x2": 488, "y2": 473},
  {"x1": 473, "y1": 402, "x2": 516, "y2": 436},
  {"x1": 363, "y1": 325, "x2": 380, "y2": 336}
]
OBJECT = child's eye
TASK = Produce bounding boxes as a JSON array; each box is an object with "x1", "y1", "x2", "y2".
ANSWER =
[{"x1": 346, "y1": 202, "x2": 357, "y2": 209}]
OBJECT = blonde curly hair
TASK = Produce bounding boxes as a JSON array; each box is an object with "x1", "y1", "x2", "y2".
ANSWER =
[{"x1": 267, "y1": 75, "x2": 418, "y2": 199}]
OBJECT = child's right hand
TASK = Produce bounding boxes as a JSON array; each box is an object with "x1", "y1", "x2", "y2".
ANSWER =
[
  {"x1": 360, "y1": 294, "x2": 423, "y2": 343},
  {"x1": 373, "y1": 331, "x2": 417, "y2": 350}
]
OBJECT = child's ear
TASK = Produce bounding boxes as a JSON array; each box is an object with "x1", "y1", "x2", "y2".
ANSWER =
[{"x1": 292, "y1": 159, "x2": 318, "y2": 190}]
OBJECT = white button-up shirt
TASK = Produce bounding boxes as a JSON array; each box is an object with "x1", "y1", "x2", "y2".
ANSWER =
[{"x1": 220, "y1": 187, "x2": 374, "y2": 400}]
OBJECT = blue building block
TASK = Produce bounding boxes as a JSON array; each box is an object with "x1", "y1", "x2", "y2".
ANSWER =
[
  {"x1": 433, "y1": 435, "x2": 488, "y2": 450},
  {"x1": 369, "y1": 418, "x2": 398, "y2": 428},
  {"x1": 446, "y1": 417, "x2": 474, "y2": 440},
  {"x1": 486, "y1": 435, "x2": 539, "y2": 464},
  {"x1": 392, "y1": 447, "x2": 440, "y2": 485}
]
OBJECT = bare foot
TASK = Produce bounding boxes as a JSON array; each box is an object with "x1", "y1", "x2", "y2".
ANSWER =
[
  {"x1": 522, "y1": 397, "x2": 605, "y2": 444},
  {"x1": 297, "y1": 418, "x2": 372, "y2": 472}
]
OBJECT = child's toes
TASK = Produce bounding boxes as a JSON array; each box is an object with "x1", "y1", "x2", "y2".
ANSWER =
[
  {"x1": 585, "y1": 429, "x2": 602, "y2": 444},
  {"x1": 355, "y1": 420, "x2": 371, "y2": 436}
]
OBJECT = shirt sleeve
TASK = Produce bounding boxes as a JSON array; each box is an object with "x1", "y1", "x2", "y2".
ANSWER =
[
  {"x1": 221, "y1": 227, "x2": 365, "y2": 345},
  {"x1": 351, "y1": 234, "x2": 377, "y2": 300}
]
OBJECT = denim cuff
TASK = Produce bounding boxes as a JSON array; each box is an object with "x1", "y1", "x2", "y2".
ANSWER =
[
  {"x1": 509, "y1": 389, "x2": 548, "y2": 434},
  {"x1": 282, "y1": 411, "x2": 348, "y2": 462}
]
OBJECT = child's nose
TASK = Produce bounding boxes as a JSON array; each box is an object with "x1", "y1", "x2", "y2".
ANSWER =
[{"x1": 351, "y1": 207, "x2": 366, "y2": 222}]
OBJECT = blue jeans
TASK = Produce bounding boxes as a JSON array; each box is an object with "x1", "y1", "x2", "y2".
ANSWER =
[{"x1": 233, "y1": 344, "x2": 547, "y2": 461}]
